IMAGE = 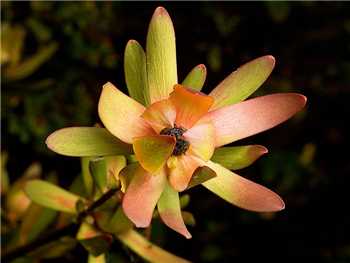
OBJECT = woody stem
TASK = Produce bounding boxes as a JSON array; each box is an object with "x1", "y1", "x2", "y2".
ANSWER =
[{"x1": 2, "y1": 187, "x2": 120, "y2": 261}]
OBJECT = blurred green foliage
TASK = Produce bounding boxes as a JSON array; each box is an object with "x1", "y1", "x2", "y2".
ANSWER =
[{"x1": 2, "y1": 2, "x2": 350, "y2": 263}]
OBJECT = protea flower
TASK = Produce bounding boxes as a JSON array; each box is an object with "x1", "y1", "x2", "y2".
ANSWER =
[{"x1": 46, "y1": 7, "x2": 306, "y2": 239}]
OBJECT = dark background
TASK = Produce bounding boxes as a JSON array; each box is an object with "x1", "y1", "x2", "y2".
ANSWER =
[{"x1": 2, "y1": 2, "x2": 349, "y2": 262}]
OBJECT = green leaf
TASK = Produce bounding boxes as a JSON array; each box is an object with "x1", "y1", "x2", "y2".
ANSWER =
[
  {"x1": 28, "y1": 237, "x2": 77, "y2": 259},
  {"x1": 88, "y1": 254, "x2": 106, "y2": 263},
  {"x1": 24, "y1": 180, "x2": 82, "y2": 213},
  {"x1": 1, "y1": 151, "x2": 9, "y2": 195},
  {"x1": 4, "y1": 42, "x2": 58, "y2": 81},
  {"x1": 70, "y1": 172, "x2": 90, "y2": 197},
  {"x1": 81, "y1": 157, "x2": 94, "y2": 197},
  {"x1": 77, "y1": 222, "x2": 101, "y2": 240},
  {"x1": 187, "y1": 166, "x2": 216, "y2": 189},
  {"x1": 19, "y1": 203, "x2": 57, "y2": 245},
  {"x1": 146, "y1": 7, "x2": 178, "y2": 104},
  {"x1": 116, "y1": 230, "x2": 191, "y2": 263},
  {"x1": 55, "y1": 174, "x2": 89, "y2": 228},
  {"x1": 1, "y1": 24, "x2": 25, "y2": 66},
  {"x1": 90, "y1": 157, "x2": 107, "y2": 193},
  {"x1": 124, "y1": 40, "x2": 148, "y2": 105},
  {"x1": 211, "y1": 145, "x2": 268, "y2": 170},
  {"x1": 106, "y1": 206, "x2": 133, "y2": 234},
  {"x1": 181, "y1": 211, "x2": 196, "y2": 226},
  {"x1": 265, "y1": 2, "x2": 290, "y2": 23},
  {"x1": 182, "y1": 64, "x2": 207, "y2": 91},
  {"x1": 104, "y1": 155, "x2": 127, "y2": 189},
  {"x1": 90, "y1": 156, "x2": 126, "y2": 193},
  {"x1": 119, "y1": 163, "x2": 138, "y2": 193},
  {"x1": 5, "y1": 162, "x2": 42, "y2": 222},
  {"x1": 179, "y1": 194, "x2": 190, "y2": 209},
  {"x1": 209, "y1": 55, "x2": 275, "y2": 109},
  {"x1": 46, "y1": 127, "x2": 132, "y2": 157}
]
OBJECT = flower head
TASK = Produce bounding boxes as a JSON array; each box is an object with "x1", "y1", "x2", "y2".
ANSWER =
[{"x1": 46, "y1": 7, "x2": 306, "y2": 239}]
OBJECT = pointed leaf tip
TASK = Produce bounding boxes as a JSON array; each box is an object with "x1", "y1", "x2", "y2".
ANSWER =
[
  {"x1": 158, "y1": 182, "x2": 192, "y2": 239},
  {"x1": 265, "y1": 55, "x2": 276, "y2": 65},
  {"x1": 209, "y1": 55, "x2": 277, "y2": 109},
  {"x1": 205, "y1": 93, "x2": 307, "y2": 147},
  {"x1": 202, "y1": 161, "x2": 285, "y2": 212},
  {"x1": 211, "y1": 145, "x2": 269, "y2": 170},
  {"x1": 154, "y1": 6, "x2": 170, "y2": 16}
]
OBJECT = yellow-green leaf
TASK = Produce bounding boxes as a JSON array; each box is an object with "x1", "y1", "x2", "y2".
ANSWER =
[
  {"x1": 211, "y1": 145, "x2": 268, "y2": 170},
  {"x1": 81, "y1": 157, "x2": 94, "y2": 197},
  {"x1": 24, "y1": 180, "x2": 82, "y2": 213},
  {"x1": 107, "y1": 206, "x2": 133, "y2": 234},
  {"x1": 19, "y1": 203, "x2": 57, "y2": 245},
  {"x1": 4, "y1": 42, "x2": 58, "y2": 81},
  {"x1": 88, "y1": 254, "x2": 106, "y2": 263},
  {"x1": 116, "y1": 229, "x2": 191, "y2": 263},
  {"x1": 5, "y1": 162, "x2": 42, "y2": 222},
  {"x1": 77, "y1": 222, "x2": 101, "y2": 240},
  {"x1": 90, "y1": 158, "x2": 107, "y2": 193},
  {"x1": 181, "y1": 211, "x2": 196, "y2": 226},
  {"x1": 179, "y1": 194, "x2": 190, "y2": 209},
  {"x1": 146, "y1": 7, "x2": 178, "y2": 104},
  {"x1": 209, "y1": 55, "x2": 275, "y2": 109},
  {"x1": 46, "y1": 127, "x2": 132, "y2": 157},
  {"x1": 1, "y1": 23, "x2": 25, "y2": 65},
  {"x1": 124, "y1": 40, "x2": 148, "y2": 105},
  {"x1": 119, "y1": 163, "x2": 138, "y2": 193},
  {"x1": 187, "y1": 166, "x2": 216, "y2": 190},
  {"x1": 182, "y1": 64, "x2": 207, "y2": 91},
  {"x1": 104, "y1": 155, "x2": 126, "y2": 189}
]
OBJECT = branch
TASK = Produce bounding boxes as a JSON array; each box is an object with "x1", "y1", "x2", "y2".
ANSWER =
[{"x1": 2, "y1": 187, "x2": 120, "y2": 261}]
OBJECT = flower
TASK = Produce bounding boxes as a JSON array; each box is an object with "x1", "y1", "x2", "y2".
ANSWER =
[{"x1": 46, "y1": 7, "x2": 307, "y2": 239}]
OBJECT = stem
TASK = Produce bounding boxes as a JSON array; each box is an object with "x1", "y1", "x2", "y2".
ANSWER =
[
  {"x1": 2, "y1": 188, "x2": 119, "y2": 261},
  {"x1": 3, "y1": 224, "x2": 79, "y2": 261},
  {"x1": 116, "y1": 230, "x2": 191, "y2": 263},
  {"x1": 77, "y1": 187, "x2": 118, "y2": 222}
]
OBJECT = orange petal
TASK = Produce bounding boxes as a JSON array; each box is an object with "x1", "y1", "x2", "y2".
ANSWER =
[
  {"x1": 183, "y1": 121, "x2": 215, "y2": 161},
  {"x1": 98, "y1": 82, "x2": 154, "y2": 144},
  {"x1": 167, "y1": 155, "x2": 202, "y2": 192},
  {"x1": 122, "y1": 165, "x2": 166, "y2": 227},
  {"x1": 202, "y1": 161, "x2": 285, "y2": 212},
  {"x1": 203, "y1": 93, "x2": 307, "y2": 147},
  {"x1": 169, "y1": 84, "x2": 214, "y2": 129},
  {"x1": 157, "y1": 181, "x2": 191, "y2": 239},
  {"x1": 141, "y1": 99, "x2": 176, "y2": 133},
  {"x1": 133, "y1": 135, "x2": 175, "y2": 173}
]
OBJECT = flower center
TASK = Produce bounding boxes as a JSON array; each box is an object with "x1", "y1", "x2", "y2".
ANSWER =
[{"x1": 160, "y1": 125, "x2": 190, "y2": 156}]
